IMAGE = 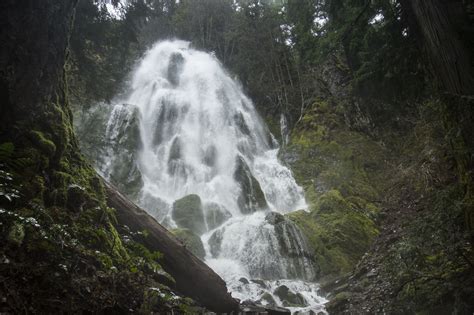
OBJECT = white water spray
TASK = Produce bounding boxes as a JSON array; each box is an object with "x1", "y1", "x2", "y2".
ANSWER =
[{"x1": 100, "y1": 40, "x2": 327, "y2": 313}]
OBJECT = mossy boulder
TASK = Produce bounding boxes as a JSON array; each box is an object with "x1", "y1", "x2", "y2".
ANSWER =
[
  {"x1": 171, "y1": 228, "x2": 206, "y2": 260},
  {"x1": 172, "y1": 194, "x2": 206, "y2": 235},
  {"x1": 204, "y1": 202, "x2": 232, "y2": 230},
  {"x1": 234, "y1": 156, "x2": 268, "y2": 214}
]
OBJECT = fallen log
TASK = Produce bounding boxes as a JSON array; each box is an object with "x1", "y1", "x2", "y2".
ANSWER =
[{"x1": 104, "y1": 180, "x2": 239, "y2": 313}]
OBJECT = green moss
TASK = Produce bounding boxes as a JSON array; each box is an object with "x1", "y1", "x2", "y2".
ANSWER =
[
  {"x1": 280, "y1": 97, "x2": 389, "y2": 279},
  {"x1": 7, "y1": 222, "x2": 25, "y2": 246},
  {"x1": 28, "y1": 130, "x2": 56, "y2": 157}
]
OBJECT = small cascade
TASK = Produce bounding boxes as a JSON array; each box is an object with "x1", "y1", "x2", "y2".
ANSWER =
[{"x1": 93, "y1": 40, "x2": 327, "y2": 313}]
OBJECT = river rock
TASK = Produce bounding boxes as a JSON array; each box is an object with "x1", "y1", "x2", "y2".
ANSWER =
[
  {"x1": 240, "y1": 300, "x2": 291, "y2": 315},
  {"x1": 239, "y1": 277, "x2": 250, "y2": 284},
  {"x1": 273, "y1": 285, "x2": 308, "y2": 307},
  {"x1": 171, "y1": 228, "x2": 206, "y2": 260},
  {"x1": 258, "y1": 292, "x2": 277, "y2": 306},
  {"x1": 204, "y1": 202, "x2": 232, "y2": 230},
  {"x1": 172, "y1": 194, "x2": 206, "y2": 235},
  {"x1": 234, "y1": 155, "x2": 268, "y2": 214}
]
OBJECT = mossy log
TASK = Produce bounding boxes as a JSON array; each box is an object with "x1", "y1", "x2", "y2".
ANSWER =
[{"x1": 104, "y1": 180, "x2": 239, "y2": 313}]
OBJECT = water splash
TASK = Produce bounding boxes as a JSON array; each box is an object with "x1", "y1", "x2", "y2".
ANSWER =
[{"x1": 98, "y1": 40, "x2": 326, "y2": 312}]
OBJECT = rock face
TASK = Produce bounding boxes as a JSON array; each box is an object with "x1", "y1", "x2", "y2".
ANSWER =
[
  {"x1": 171, "y1": 228, "x2": 206, "y2": 260},
  {"x1": 172, "y1": 194, "x2": 206, "y2": 235},
  {"x1": 204, "y1": 202, "x2": 232, "y2": 230},
  {"x1": 265, "y1": 212, "x2": 317, "y2": 280},
  {"x1": 234, "y1": 156, "x2": 268, "y2": 214}
]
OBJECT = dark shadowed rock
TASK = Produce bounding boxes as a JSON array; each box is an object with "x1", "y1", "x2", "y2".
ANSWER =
[
  {"x1": 167, "y1": 52, "x2": 185, "y2": 86},
  {"x1": 234, "y1": 155, "x2": 268, "y2": 214}
]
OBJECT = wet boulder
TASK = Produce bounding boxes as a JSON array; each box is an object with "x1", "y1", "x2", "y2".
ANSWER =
[
  {"x1": 258, "y1": 292, "x2": 277, "y2": 306},
  {"x1": 208, "y1": 227, "x2": 225, "y2": 258},
  {"x1": 172, "y1": 194, "x2": 206, "y2": 235},
  {"x1": 204, "y1": 202, "x2": 232, "y2": 230},
  {"x1": 234, "y1": 156, "x2": 268, "y2": 214},
  {"x1": 273, "y1": 285, "x2": 308, "y2": 307},
  {"x1": 171, "y1": 228, "x2": 206, "y2": 260},
  {"x1": 239, "y1": 277, "x2": 250, "y2": 284}
]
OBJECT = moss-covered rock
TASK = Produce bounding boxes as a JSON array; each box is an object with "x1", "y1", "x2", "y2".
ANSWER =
[
  {"x1": 171, "y1": 228, "x2": 206, "y2": 260},
  {"x1": 172, "y1": 194, "x2": 206, "y2": 235},
  {"x1": 280, "y1": 96, "x2": 386, "y2": 280},
  {"x1": 288, "y1": 191, "x2": 378, "y2": 278}
]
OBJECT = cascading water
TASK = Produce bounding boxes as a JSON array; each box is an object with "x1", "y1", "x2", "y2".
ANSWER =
[{"x1": 98, "y1": 40, "x2": 327, "y2": 313}]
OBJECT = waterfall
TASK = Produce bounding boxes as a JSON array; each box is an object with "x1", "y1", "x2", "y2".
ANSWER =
[{"x1": 96, "y1": 40, "x2": 327, "y2": 313}]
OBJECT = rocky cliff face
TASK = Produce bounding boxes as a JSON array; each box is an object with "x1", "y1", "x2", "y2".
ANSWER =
[
  {"x1": 281, "y1": 50, "x2": 474, "y2": 314},
  {"x1": 280, "y1": 53, "x2": 384, "y2": 282}
]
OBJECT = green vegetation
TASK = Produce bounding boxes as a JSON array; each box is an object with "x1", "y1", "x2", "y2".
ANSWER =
[{"x1": 2, "y1": 0, "x2": 473, "y2": 313}]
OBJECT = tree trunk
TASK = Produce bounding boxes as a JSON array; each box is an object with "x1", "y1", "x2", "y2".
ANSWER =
[
  {"x1": 104, "y1": 180, "x2": 240, "y2": 313},
  {"x1": 405, "y1": 0, "x2": 474, "y2": 96}
]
